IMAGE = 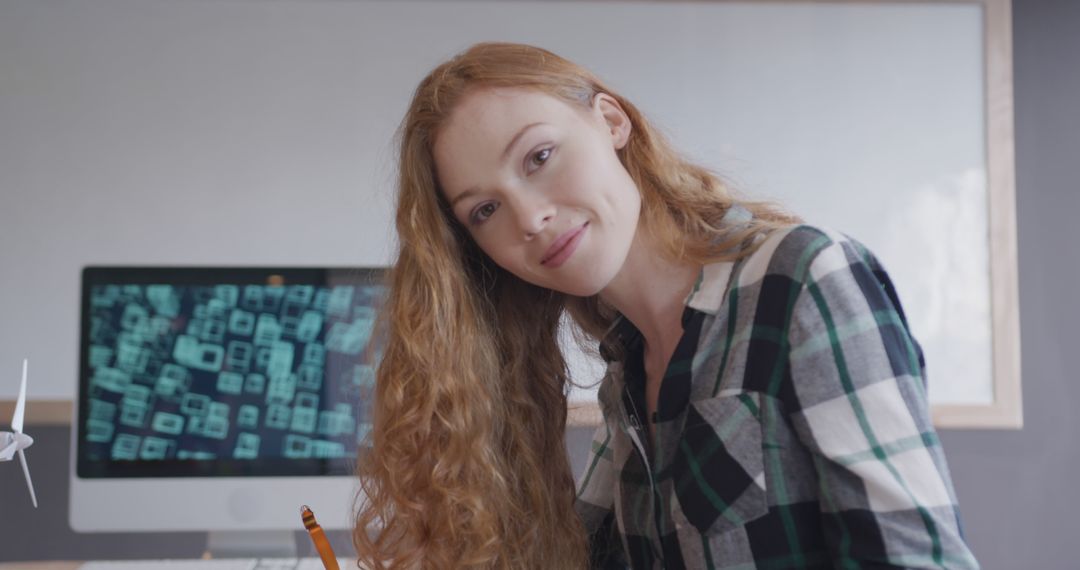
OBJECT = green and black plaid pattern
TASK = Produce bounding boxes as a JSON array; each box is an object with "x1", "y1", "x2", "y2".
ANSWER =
[{"x1": 575, "y1": 225, "x2": 979, "y2": 569}]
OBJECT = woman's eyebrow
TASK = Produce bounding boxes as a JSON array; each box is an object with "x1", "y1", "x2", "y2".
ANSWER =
[
  {"x1": 500, "y1": 122, "x2": 546, "y2": 163},
  {"x1": 449, "y1": 121, "x2": 547, "y2": 209}
]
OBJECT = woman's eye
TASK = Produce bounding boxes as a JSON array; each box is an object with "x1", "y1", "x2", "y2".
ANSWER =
[
  {"x1": 470, "y1": 202, "x2": 498, "y2": 225},
  {"x1": 527, "y1": 147, "x2": 553, "y2": 172}
]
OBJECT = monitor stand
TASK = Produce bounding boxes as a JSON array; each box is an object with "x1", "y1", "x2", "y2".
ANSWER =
[{"x1": 205, "y1": 530, "x2": 299, "y2": 558}]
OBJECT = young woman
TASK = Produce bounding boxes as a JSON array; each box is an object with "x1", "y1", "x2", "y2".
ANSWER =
[{"x1": 354, "y1": 42, "x2": 979, "y2": 569}]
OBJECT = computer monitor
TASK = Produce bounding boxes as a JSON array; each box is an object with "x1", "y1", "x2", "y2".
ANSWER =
[{"x1": 70, "y1": 266, "x2": 386, "y2": 545}]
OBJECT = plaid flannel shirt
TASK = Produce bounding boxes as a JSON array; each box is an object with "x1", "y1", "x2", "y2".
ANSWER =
[{"x1": 575, "y1": 223, "x2": 979, "y2": 569}]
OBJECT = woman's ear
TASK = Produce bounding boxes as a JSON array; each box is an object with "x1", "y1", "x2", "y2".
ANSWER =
[{"x1": 593, "y1": 93, "x2": 632, "y2": 150}]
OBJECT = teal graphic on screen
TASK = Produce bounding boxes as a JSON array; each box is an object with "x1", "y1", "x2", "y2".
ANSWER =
[{"x1": 83, "y1": 281, "x2": 384, "y2": 463}]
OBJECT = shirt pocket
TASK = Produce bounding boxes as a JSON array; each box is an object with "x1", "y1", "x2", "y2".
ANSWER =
[{"x1": 669, "y1": 391, "x2": 770, "y2": 537}]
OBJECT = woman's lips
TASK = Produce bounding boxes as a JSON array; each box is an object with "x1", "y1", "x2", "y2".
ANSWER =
[{"x1": 541, "y1": 222, "x2": 589, "y2": 268}]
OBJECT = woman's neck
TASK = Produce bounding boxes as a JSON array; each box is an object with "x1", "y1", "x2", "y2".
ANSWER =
[{"x1": 599, "y1": 229, "x2": 700, "y2": 356}]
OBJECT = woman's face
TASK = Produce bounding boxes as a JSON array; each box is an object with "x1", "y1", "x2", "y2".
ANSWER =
[{"x1": 433, "y1": 87, "x2": 641, "y2": 297}]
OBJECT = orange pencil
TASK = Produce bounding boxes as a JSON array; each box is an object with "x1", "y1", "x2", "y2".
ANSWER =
[{"x1": 301, "y1": 505, "x2": 341, "y2": 570}]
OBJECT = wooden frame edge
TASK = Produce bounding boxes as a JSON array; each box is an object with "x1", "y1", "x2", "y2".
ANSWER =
[
  {"x1": 988, "y1": 0, "x2": 1023, "y2": 429},
  {"x1": 0, "y1": 400, "x2": 73, "y2": 426}
]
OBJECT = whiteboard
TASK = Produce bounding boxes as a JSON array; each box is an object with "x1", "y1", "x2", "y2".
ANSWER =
[{"x1": 0, "y1": 0, "x2": 1018, "y2": 426}]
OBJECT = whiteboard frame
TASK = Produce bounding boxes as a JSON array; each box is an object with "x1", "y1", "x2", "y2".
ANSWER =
[{"x1": 4, "y1": 0, "x2": 1019, "y2": 430}]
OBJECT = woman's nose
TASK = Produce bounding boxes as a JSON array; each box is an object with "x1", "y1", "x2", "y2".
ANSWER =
[{"x1": 511, "y1": 194, "x2": 555, "y2": 239}]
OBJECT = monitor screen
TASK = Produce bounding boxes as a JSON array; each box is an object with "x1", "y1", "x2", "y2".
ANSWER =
[{"x1": 71, "y1": 266, "x2": 386, "y2": 533}]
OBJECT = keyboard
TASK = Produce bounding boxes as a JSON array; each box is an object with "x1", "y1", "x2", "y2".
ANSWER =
[{"x1": 77, "y1": 558, "x2": 356, "y2": 570}]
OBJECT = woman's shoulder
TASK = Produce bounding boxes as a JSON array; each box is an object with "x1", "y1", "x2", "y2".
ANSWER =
[{"x1": 731, "y1": 223, "x2": 883, "y2": 290}]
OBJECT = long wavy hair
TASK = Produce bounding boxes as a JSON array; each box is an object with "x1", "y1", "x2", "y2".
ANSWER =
[{"x1": 353, "y1": 42, "x2": 798, "y2": 569}]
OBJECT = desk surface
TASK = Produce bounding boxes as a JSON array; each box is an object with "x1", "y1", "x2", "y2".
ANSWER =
[
  {"x1": 0, "y1": 560, "x2": 354, "y2": 570},
  {"x1": 0, "y1": 563, "x2": 79, "y2": 570}
]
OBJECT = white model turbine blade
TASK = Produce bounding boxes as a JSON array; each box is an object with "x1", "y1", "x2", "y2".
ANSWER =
[
  {"x1": 18, "y1": 447, "x2": 38, "y2": 508},
  {"x1": 13, "y1": 359, "x2": 28, "y2": 434},
  {"x1": 0, "y1": 439, "x2": 16, "y2": 461}
]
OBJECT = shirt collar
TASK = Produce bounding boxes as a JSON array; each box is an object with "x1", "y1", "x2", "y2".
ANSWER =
[
  {"x1": 683, "y1": 203, "x2": 752, "y2": 314},
  {"x1": 683, "y1": 260, "x2": 735, "y2": 315}
]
